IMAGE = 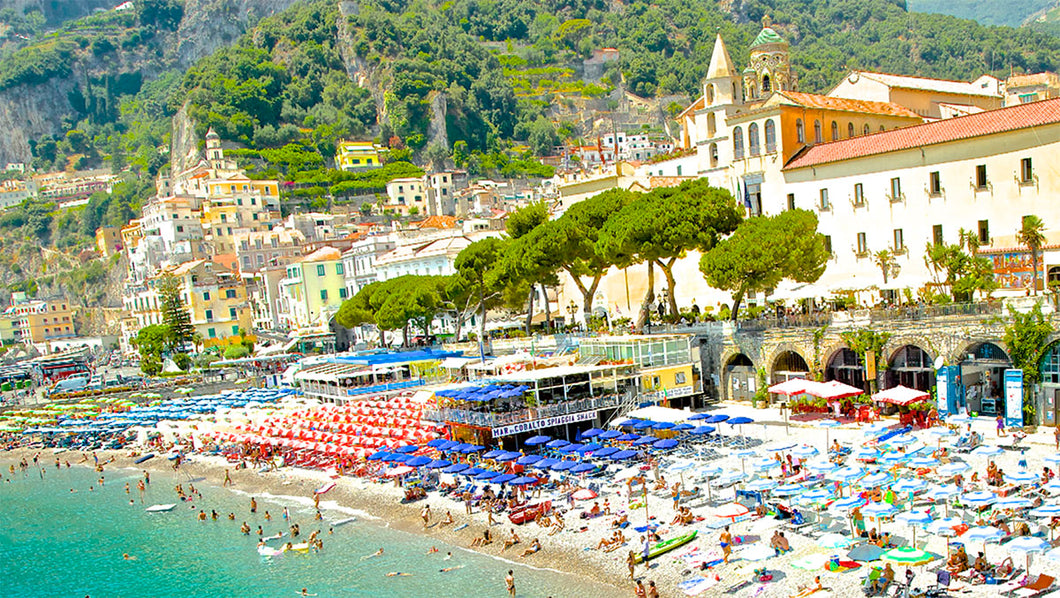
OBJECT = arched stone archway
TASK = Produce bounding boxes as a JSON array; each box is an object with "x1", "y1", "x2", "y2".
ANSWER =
[
  {"x1": 885, "y1": 344, "x2": 935, "y2": 392},
  {"x1": 770, "y1": 349, "x2": 810, "y2": 383},
  {"x1": 1036, "y1": 337, "x2": 1060, "y2": 426},
  {"x1": 824, "y1": 346, "x2": 865, "y2": 390},
  {"x1": 722, "y1": 352, "x2": 756, "y2": 402},
  {"x1": 956, "y1": 341, "x2": 1011, "y2": 417}
]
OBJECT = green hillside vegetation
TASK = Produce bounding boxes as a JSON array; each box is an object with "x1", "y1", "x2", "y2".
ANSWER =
[
  {"x1": 17, "y1": 0, "x2": 1060, "y2": 199},
  {"x1": 906, "y1": 0, "x2": 1053, "y2": 27}
]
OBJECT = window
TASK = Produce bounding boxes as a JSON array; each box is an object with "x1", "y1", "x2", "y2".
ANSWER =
[
  {"x1": 339, "y1": 288, "x2": 348, "y2": 299},
  {"x1": 856, "y1": 233, "x2": 868, "y2": 255},
  {"x1": 830, "y1": 121, "x2": 838, "y2": 141},
  {"x1": 707, "y1": 112, "x2": 716, "y2": 136},
  {"x1": 813, "y1": 120, "x2": 822, "y2": 143},
  {"x1": 336, "y1": 263, "x2": 345, "y2": 276},
  {"x1": 205, "y1": 309, "x2": 213, "y2": 321},
  {"x1": 929, "y1": 171, "x2": 941, "y2": 196},
  {"x1": 933, "y1": 224, "x2": 944, "y2": 246},
  {"x1": 1021, "y1": 157, "x2": 1034, "y2": 183},
  {"x1": 978, "y1": 219, "x2": 990, "y2": 245},
  {"x1": 316, "y1": 264, "x2": 326, "y2": 276},
  {"x1": 893, "y1": 228, "x2": 904, "y2": 251},
  {"x1": 203, "y1": 292, "x2": 210, "y2": 301},
  {"x1": 733, "y1": 127, "x2": 744, "y2": 160},
  {"x1": 975, "y1": 164, "x2": 988, "y2": 189},
  {"x1": 229, "y1": 307, "x2": 237, "y2": 318},
  {"x1": 823, "y1": 235, "x2": 832, "y2": 254},
  {"x1": 796, "y1": 119, "x2": 805, "y2": 143},
  {"x1": 863, "y1": 124, "x2": 870, "y2": 135},
  {"x1": 675, "y1": 371, "x2": 687, "y2": 384},
  {"x1": 889, "y1": 177, "x2": 902, "y2": 201},
  {"x1": 748, "y1": 123, "x2": 761, "y2": 156},
  {"x1": 225, "y1": 289, "x2": 236, "y2": 299},
  {"x1": 786, "y1": 193, "x2": 795, "y2": 211},
  {"x1": 176, "y1": 225, "x2": 184, "y2": 233},
  {"x1": 819, "y1": 188, "x2": 830, "y2": 210},
  {"x1": 762, "y1": 75, "x2": 771, "y2": 93},
  {"x1": 880, "y1": 125, "x2": 885, "y2": 132},
  {"x1": 320, "y1": 289, "x2": 328, "y2": 301},
  {"x1": 709, "y1": 143, "x2": 718, "y2": 167},
  {"x1": 232, "y1": 325, "x2": 240, "y2": 335},
  {"x1": 764, "y1": 120, "x2": 776, "y2": 153},
  {"x1": 854, "y1": 183, "x2": 865, "y2": 206},
  {"x1": 848, "y1": 122, "x2": 855, "y2": 138}
]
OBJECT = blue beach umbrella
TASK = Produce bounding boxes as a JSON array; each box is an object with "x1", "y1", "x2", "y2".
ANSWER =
[
  {"x1": 688, "y1": 425, "x2": 715, "y2": 435},
  {"x1": 516, "y1": 454, "x2": 542, "y2": 466},
  {"x1": 892, "y1": 478, "x2": 928, "y2": 494},
  {"x1": 426, "y1": 438, "x2": 450, "y2": 448},
  {"x1": 653, "y1": 439, "x2": 679, "y2": 450},
  {"x1": 610, "y1": 450, "x2": 638, "y2": 461},
  {"x1": 557, "y1": 444, "x2": 584, "y2": 453},
  {"x1": 673, "y1": 423, "x2": 694, "y2": 432},
  {"x1": 687, "y1": 413, "x2": 710, "y2": 420},
  {"x1": 495, "y1": 451, "x2": 523, "y2": 463},
  {"x1": 545, "y1": 439, "x2": 571, "y2": 449},
  {"x1": 571, "y1": 462, "x2": 596, "y2": 474},
  {"x1": 705, "y1": 415, "x2": 729, "y2": 424},
  {"x1": 533, "y1": 458, "x2": 560, "y2": 470},
  {"x1": 728, "y1": 416, "x2": 754, "y2": 425},
  {"x1": 551, "y1": 460, "x2": 578, "y2": 472},
  {"x1": 592, "y1": 446, "x2": 619, "y2": 458},
  {"x1": 581, "y1": 428, "x2": 605, "y2": 438},
  {"x1": 962, "y1": 491, "x2": 996, "y2": 507},
  {"x1": 462, "y1": 467, "x2": 485, "y2": 477},
  {"x1": 508, "y1": 476, "x2": 537, "y2": 486},
  {"x1": 475, "y1": 470, "x2": 500, "y2": 481},
  {"x1": 367, "y1": 451, "x2": 391, "y2": 461},
  {"x1": 633, "y1": 420, "x2": 656, "y2": 430},
  {"x1": 1005, "y1": 470, "x2": 1039, "y2": 485},
  {"x1": 652, "y1": 422, "x2": 675, "y2": 430},
  {"x1": 632, "y1": 436, "x2": 657, "y2": 446},
  {"x1": 434, "y1": 440, "x2": 459, "y2": 451},
  {"x1": 460, "y1": 444, "x2": 485, "y2": 454},
  {"x1": 492, "y1": 474, "x2": 517, "y2": 485},
  {"x1": 406, "y1": 456, "x2": 432, "y2": 467},
  {"x1": 385, "y1": 454, "x2": 409, "y2": 463},
  {"x1": 394, "y1": 445, "x2": 419, "y2": 454},
  {"x1": 482, "y1": 449, "x2": 505, "y2": 460},
  {"x1": 576, "y1": 443, "x2": 602, "y2": 454},
  {"x1": 615, "y1": 433, "x2": 640, "y2": 442},
  {"x1": 597, "y1": 430, "x2": 622, "y2": 439},
  {"x1": 525, "y1": 435, "x2": 551, "y2": 446},
  {"x1": 426, "y1": 459, "x2": 451, "y2": 470}
]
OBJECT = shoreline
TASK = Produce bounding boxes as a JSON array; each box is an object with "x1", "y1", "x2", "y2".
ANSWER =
[{"x1": 4, "y1": 447, "x2": 637, "y2": 596}]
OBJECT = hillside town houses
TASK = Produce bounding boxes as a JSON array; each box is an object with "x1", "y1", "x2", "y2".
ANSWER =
[{"x1": 4, "y1": 23, "x2": 1060, "y2": 358}]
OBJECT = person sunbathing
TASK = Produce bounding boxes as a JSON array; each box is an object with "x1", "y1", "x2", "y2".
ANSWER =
[
  {"x1": 946, "y1": 546, "x2": 969, "y2": 573},
  {"x1": 597, "y1": 531, "x2": 620, "y2": 550},
  {"x1": 612, "y1": 514, "x2": 628, "y2": 528},
  {"x1": 792, "y1": 575, "x2": 823, "y2": 598},
  {"x1": 520, "y1": 538, "x2": 541, "y2": 557},
  {"x1": 502, "y1": 528, "x2": 521, "y2": 550},
  {"x1": 469, "y1": 529, "x2": 492, "y2": 547}
]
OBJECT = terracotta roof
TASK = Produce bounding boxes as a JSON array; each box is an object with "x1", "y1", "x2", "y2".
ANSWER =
[
  {"x1": 785, "y1": 98, "x2": 1060, "y2": 170},
  {"x1": 775, "y1": 91, "x2": 920, "y2": 119},
  {"x1": 417, "y1": 215, "x2": 458, "y2": 229}
]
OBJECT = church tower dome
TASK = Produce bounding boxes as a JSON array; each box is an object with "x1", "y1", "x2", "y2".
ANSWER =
[
  {"x1": 743, "y1": 19, "x2": 793, "y2": 100},
  {"x1": 703, "y1": 33, "x2": 742, "y2": 107}
]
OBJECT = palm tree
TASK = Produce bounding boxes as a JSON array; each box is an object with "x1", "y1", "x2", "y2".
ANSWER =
[
  {"x1": 958, "y1": 228, "x2": 980, "y2": 256},
  {"x1": 1017, "y1": 215, "x2": 1046, "y2": 295},
  {"x1": 874, "y1": 250, "x2": 899, "y2": 284}
]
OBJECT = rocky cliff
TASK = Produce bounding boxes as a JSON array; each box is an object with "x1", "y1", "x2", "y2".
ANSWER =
[{"x1": 0, "y1": 0, "x2": 303, "y2": 165}]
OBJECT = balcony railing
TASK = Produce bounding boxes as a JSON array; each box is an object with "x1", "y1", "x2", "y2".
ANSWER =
[{"x1": 423, "y1": 394, "x2": 624, "y2": 429}]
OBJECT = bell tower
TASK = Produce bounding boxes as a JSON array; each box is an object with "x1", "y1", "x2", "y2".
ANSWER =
[{"x1": 744, "y1": 18, "x2": 793, "y2": 101}]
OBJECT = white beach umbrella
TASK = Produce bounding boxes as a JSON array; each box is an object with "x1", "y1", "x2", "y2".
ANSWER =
[{"x1": 1005, "y1": 470, "x2": 1040, "y2": 486}]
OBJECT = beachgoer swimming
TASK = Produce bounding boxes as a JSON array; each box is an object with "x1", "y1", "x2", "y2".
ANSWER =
[
  {"x1": 361, "y1": 548, "x2": 384, "y2": 560},
  {"x1": 386, "y1": 572, "x2": 411, "y2": 577}
]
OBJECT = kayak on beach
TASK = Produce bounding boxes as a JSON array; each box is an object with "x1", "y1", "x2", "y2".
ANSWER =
[
  {"x1": 331, "y1": 517, "x2": 357, "y2": 526},
  {"x1": 316, "y1": 481, "x2": 336, "y2": 495},
  {"x1": 146, "y1": 504, "x2": 176, "y2": 512},
  {"x1": 634, "y1": 530, "x2": 698, "y2": 564},
  {"x1": 134, "y1": 453, "x2": 155, "y2": 464}
]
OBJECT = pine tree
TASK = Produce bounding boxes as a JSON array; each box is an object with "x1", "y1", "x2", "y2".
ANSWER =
[{"x1": 158, "y1": 274, "x2": 193, "y2": 352}]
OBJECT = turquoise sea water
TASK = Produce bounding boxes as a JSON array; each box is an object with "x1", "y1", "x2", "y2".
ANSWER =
[{"x1": 0, "y1": 460, "x2": 611, "y2": 597}]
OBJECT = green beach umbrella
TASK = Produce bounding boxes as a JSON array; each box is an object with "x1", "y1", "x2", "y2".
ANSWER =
[{"x1": 881, "y1": 547, "x2": 935, "y2": 566}]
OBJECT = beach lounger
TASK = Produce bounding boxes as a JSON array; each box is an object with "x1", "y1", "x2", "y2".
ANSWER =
[{"x1": 1010, "y1": 575, "x2": 1055, "y2": 598}]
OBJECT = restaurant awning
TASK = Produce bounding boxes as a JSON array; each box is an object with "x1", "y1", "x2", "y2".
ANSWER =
[{"x1": 872, "y1": 385, "x2": 929, "y2": 406}]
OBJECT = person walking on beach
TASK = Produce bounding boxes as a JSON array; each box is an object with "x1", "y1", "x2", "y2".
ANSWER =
[
  {"x1": 143, "y1": 470, "x2": 150, "y2": 485},
  {"x1": 627, "y1": 550, "x2": 636, "y2": 581},
  {"x1": 421, "y1": 504, "x2": 431, "y2": 529},
  {"x1": 251, "y1": 497, "x2": 257, "y2": 513},
  {"x1": 720, "y1": 526, "x2": 733, "y2": 564},
  {"x1": 505, "y1": 570, "x2": 515, "y2": 597},
  {"x1": 223, "y1": 469, "x2": 232, "y2": 487},
  {"x1": 997, "y1": 415, "x2": 1006, "y2": 437}
]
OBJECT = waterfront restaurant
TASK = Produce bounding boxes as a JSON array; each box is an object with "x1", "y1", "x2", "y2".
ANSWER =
[
  {"x1": 425, "y1": 363, "x2": 639, "y2": 449},
  {"x1": 578, "y1": 334, "x2": 702, "y2": 409},
  {"x1": 294, "y1": 349, "x2": 460, "y2": 404}
]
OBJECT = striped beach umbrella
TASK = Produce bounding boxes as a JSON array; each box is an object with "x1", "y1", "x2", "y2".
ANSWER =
[{"x1": 881, "y1": 547, "x2": 935, "y2": 566}]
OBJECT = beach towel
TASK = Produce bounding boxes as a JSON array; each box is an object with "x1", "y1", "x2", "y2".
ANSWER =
[{"x1": 678, "y1": 577, "x2": 719, "y2": 596}]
